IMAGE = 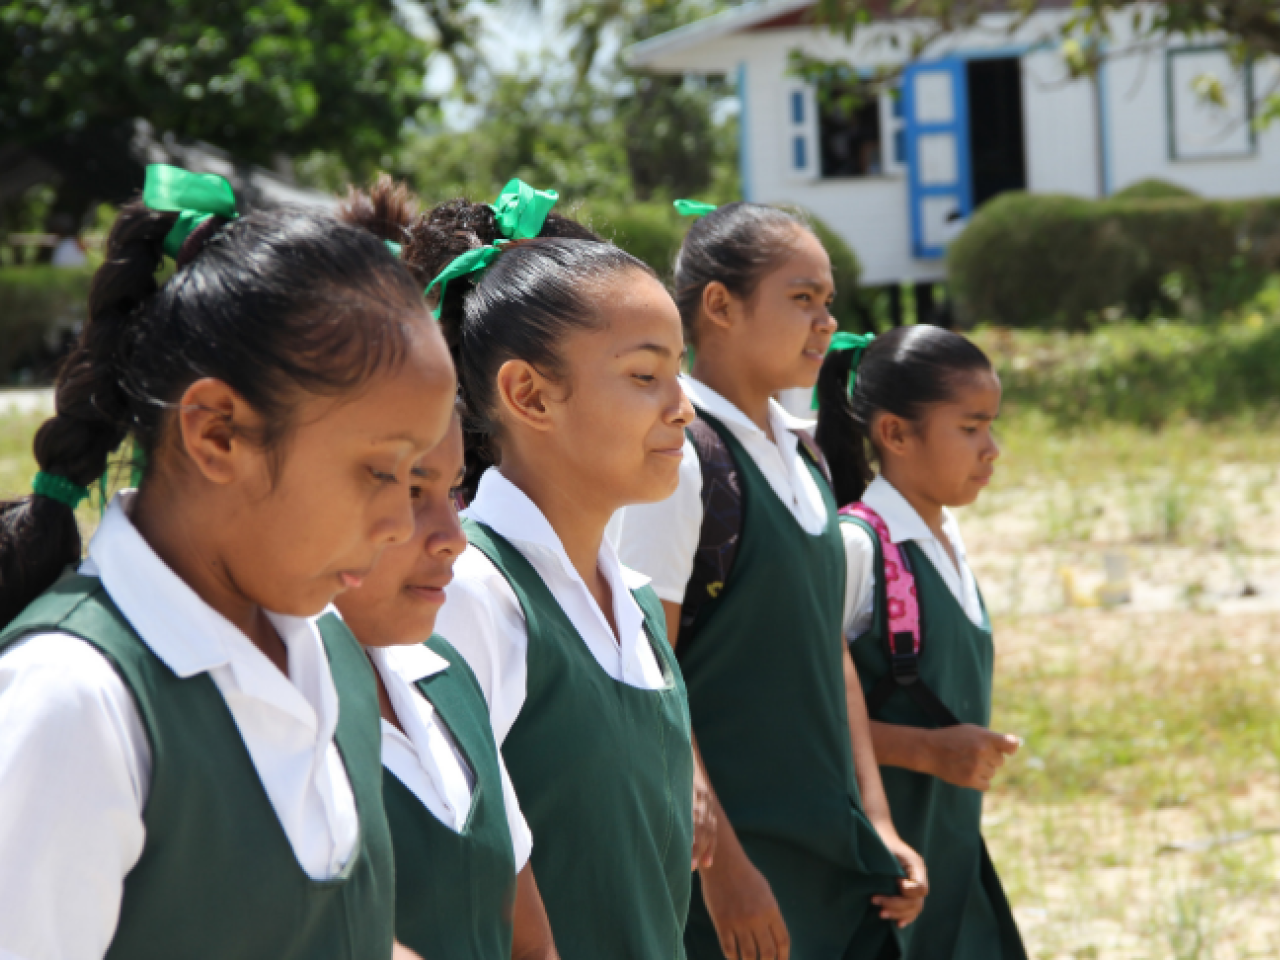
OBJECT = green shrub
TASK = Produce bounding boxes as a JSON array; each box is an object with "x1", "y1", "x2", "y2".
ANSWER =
[
  {"x1": 1111, "y1": 178, "x2": 1198, "y2": 201},
  {"x1": 575, "y1": 201, "x2": 686, "y2": 279},
  {"x1": 972, "y1": 314, "x2": 1280, "y2": 426},
  {"x1": 0, "y1": 267, "x2": 92, "y2": 383},
  {"x1": 948, "y1": 191, "x2": 1280, "y2": 329}
]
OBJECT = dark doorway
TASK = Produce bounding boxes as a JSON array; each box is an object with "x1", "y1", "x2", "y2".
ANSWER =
[
  {"x1": 818, "y1": 83, "x2": 883, "y2": 178},
  {"x1": 966, "y1": 57, "x2": 1026, "y2": 207}
]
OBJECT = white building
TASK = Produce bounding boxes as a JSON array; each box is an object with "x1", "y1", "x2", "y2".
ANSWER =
[{"x1": 626, "y1": 1, "x2": 1280, "y2": 288}]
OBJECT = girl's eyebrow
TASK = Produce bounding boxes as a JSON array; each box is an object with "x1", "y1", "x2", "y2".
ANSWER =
[{"x1": 621, "y1": 343, "x2": 674, "y2": 358}]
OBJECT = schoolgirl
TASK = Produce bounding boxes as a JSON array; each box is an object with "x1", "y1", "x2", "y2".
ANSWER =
[
  {"x1": 335, "y1": 179, "x2": 558, "y2": 960},
  {"x1": 614, "y1": 201, "x2": 926, "y2": 960},
  {"x1": 0, "y1": 166, "x2": 455, "y2": 959},
  {"x1": 814, "y1": 325, "x2": 1026, "y2": 960},
  {"x1": 404, "y1": 193, "x2": 697, "y2": 959}
]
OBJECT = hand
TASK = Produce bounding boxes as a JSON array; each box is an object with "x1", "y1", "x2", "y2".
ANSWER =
[
  {"x1": 926, "y1": 725, "x2": 1020, "y2": 791},
  {"x1": 691, "y1": 761, "x2": 718, "y2": 871},
  {"x1": 392, "y1": 942, "x2": 424, "y2": 960},
  {"x1": 700, "y1": 846, "x2": 790, "y2": 960},
  {"x1": 871, "y1": 836, "x2": 928, "y2": 928}
]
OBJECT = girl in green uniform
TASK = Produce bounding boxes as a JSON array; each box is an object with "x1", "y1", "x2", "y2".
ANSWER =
[
  {"x1": 0, "y1": 166, "x2": 454, "y2": 960},
  {"x1": 615, "y1": 202, "x2": 927, "y2": 960},
  {"x1": 410, "y1": 204, "x2": 697, "y2": 960},
  {"x1": 814, "y1": 325, "x2": 1027, "y2": 960},
  {"x1": 335, "y1": 402, "x2": 559, "y2": 960}
]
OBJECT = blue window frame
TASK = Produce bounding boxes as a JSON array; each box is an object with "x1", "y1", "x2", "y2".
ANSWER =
[
  {"x1": 791, "y1": 90, "x2": 805, "y2": 125},
  {"x1": 793, "y1": 136, "x2": 807, "y2": 170}
]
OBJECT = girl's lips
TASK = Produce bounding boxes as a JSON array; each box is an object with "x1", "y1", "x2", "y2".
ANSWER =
[
  {"x1": 405, "y1": 584, "x2": 448, "y2": 604},
  {"x1": 338, "y1": 569, "x2": 370, "y2": 590},
  {"x1": 652, "y1": 446, "x2": 685, "y2": 459}
]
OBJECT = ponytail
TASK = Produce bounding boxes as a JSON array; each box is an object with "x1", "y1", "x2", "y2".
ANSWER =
[
  {"x1": 815, "y1": 325, "x2": 993, "y2": 509},
  {"x1": 0, "y1": 185, "x2": 426, "y2": 628},
  {"x1": 0, "y1": 205, "x2": 175, "y2": 626}
]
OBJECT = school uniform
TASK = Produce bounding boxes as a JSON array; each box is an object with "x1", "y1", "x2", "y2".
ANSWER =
[
  {"x1": 843, "y1": 476, "x2": 1025, "y2": 960},
  {"x1": 434, "y1": 468, "x2": 694, "y2": 960},
  {"x1": 615, "y1": 376, "x2": 905, "y2": 960},
  {"x1": 0, "y1": 492, "x2": 393, "y2": 960},
  {"x1": 367, "y1": 635, "x2": 533, "y2": 959}
]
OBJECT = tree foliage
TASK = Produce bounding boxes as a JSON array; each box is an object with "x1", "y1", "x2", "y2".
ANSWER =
[{"x1": 0, "y1": 0, "x2": 443, "y2": 171}]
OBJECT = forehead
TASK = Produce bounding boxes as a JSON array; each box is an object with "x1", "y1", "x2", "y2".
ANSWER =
[{"x1": 769, "y1": 228, "x2": 833, "y2": 286}]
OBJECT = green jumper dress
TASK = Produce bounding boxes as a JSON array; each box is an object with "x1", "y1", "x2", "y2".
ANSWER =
[
  {"x1": 463, "y1": 518, "x2": 695, "y2": 960},
  {"x1": 844, "y1": 515, "x2": 1026, "y2": 960},
  {"x1": 680, "y1": 413, "x2": 905, "y2": 960},
  {"x1": 0, "y1": 572, "x2": 395, "y2": 960},
  {"x1": 382, "y1": 634, "x2": 519, "y2": 960}
]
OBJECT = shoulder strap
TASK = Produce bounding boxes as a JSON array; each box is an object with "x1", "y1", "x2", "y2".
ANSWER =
[
  {"x1": 839, "y1": 503, "x2": 960, "y2": 728},
  {"x1": 678, "y1": 417, "x2": 743, "y2": 646}
]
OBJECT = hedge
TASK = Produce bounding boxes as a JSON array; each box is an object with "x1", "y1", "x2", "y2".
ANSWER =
[
  {"x1": 948, "y1": 191, "x2": 1280, "y2": 330},
  {"x1": 0, "y1": 266, "x2": 92, "y2": 383},
  {"x1": 580, "y1": 200, "x2": 864, "y2": 329}
]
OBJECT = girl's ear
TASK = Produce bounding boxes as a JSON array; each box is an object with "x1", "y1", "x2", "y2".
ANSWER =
[
  {"x1": 176, "y1": 378, "x2": 265, "y2": 485},
  {"x1": 873, "y1": 411, "x2": 914, "y2": 461},
  {"x1": 700, "y1": 280, "x2": 739, "y2": 334},
  {"x1": 494, "y1": 359, "x2": 556, "y2": 434}
]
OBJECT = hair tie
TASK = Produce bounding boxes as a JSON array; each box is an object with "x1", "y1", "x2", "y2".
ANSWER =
[
  {"x1": 812, "y1": 331, "x2": 876, "y2": 410},
  {"x1": 674, "y1": 199, "x2": 718, "y2": 218},
  {"x1": 384, "y1": 240, "x2": 403, "y2": 257},
  {"x1": 143, "y1": 164, "x2": 239, "y2": 260},
  {"x1": 32, "y1": 471, "x2": 90, "y2": 510},
  {"x1": 423, "y1": 178, "x2": 558, "y2": 320}
]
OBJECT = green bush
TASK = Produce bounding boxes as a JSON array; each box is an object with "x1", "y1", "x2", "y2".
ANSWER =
[
  {"x1": 0, "y1": 267, "x2": 92, "y2": 382},
  {"x1": 1111, "y1": 178, "x2": 1198, "y2": 201},
  {"x1": 577, "y1": 201, "x2": 686, "y2": 280},
  {"x1": 972, "y1": 313, "x2": 1280, "y2": 426},
  {"x1": 948, "y1": 191, "x2": 1280, "y2": 330}
]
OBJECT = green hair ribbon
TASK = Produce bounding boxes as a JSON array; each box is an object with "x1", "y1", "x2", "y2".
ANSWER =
[
  {"x1": 32, "y1": 471, "x2": 90, "y2": 510},
  {"x1": 142, "y1": 164, "x2": 239, "y2": 259},
  {"x1": 811, "y1": 331, "x2": 876, "y2": 410},
  {"x1": 674, "y1": 199, "x2": 718, "y2": 218},
  {"x1": 384, "y1": 240, "x2": 403, "y2": 257},
  {"x1": 424, "y1": 177, "x2": 559, "y2": 319}
]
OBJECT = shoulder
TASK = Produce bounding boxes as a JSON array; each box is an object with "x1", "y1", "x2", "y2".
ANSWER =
[{"x1": 1, "y1": 631, "x2": 140, "y2": 720}]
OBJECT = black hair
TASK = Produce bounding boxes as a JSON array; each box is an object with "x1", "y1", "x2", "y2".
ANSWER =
[
  {"x1": 0, "y1": 200, "x2": 428, "y2": 628},
  {"x1": 672, "y1": 201, "x2": 810, "y2": 345},
  {"x1": 383, "y1": 198, "x2": 617, "y2": 501},
  {"x1": 815, "y1": 325, "x2": 994, "y2": 508},
  {"x1": 337, "y1": 174, "x2": 421, "y2": 247}
]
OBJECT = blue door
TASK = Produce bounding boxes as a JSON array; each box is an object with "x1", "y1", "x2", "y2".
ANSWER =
[{"x1": 903, "y1": 58, "x2": 972, "y2": 259}]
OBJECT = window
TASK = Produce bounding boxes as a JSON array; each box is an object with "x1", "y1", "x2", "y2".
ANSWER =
[
  {"x1": 817, "y1": 82, "x2": 884, "y2": 177},
  {"x1": 1167, "y1": 46, "x2": 1255, "y2": 160}
]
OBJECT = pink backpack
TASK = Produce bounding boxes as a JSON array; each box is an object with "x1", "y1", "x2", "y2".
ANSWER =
[{"x1": 838, "y1": 502, "x2": 959, "y2": 728}]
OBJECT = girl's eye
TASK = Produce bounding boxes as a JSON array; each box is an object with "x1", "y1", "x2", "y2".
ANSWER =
[
  {"x1": 370, "y1": 468, "x2": 398, "y2": 485},
  {"x1": 795, "y1": 293, "x2": 811, "y2": 303},
  {"x1": 409, "y1": 485, "x2": 424, "y2": 501},
  {"x1": 633, "y1": 374, "x2": 656, "y2": 383}
]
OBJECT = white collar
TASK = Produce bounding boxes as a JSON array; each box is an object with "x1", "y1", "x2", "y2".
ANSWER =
[
  {"x1": 861, "y1": 475, "x2": 965, "y2": 556},
  {"x1": 365, "y1": 642, "x2": 450, "y2": 684},
  {"x1": 465, "y1": 468, "x2": 651, "y2": 592},
  {"x1": 85, "y1": 491, "x2": 331, "y2": 687},
  {"x1": 680, "y1": 375, "x2": 809, "y2": 444}
]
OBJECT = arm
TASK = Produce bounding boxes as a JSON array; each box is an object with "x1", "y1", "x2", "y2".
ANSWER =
[
  {"x1": 869, "y1": 722, "x2": 1020, "y2": 792},
  {"x1": 842, "y1": 646, "x2": 928, "y2": 928},
  {"x1": 663, "y1": 601, "x2": 790, "y2": 960},
  {"x1": 512, "y1": 865, "x2": 559, "y2": 960}
]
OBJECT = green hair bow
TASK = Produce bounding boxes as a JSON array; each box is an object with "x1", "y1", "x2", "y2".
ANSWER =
[
  {"x1": 142, "y1": 164, "x2": 239, "y2": 259},
  {"x1": 674, "y1": 199, "x2": 717, "y2": 218},
  {"x1": 424, "y1": 177, "x2": 559, "y2": 319},
  {"x1": 811, "y1": 331, "x2": 876, "y2": 410}
]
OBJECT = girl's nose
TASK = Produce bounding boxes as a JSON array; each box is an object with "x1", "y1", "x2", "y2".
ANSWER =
[
  {"x1": 426, "y1": 500, "x2": 467, "y2": 559},
  {"x1": 376, "y1": 493, "x2": 417, "y2": 547}
]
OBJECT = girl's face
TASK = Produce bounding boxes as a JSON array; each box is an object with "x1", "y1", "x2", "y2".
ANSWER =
[
  {"x1": 883, "y1": 369, "x2": 1002, "y2": 509},
  {"x1": 739, "y1": 227, "x2": 838, "y2": 393},
  {"x1": 335, "y1": 415, "x2": 466, "y2": 647},
  {"x1": 193, "y1": 325, "x2": 458, "y2": 618},
  {"x1": 539, "y1": 270, "x2": 693, "y2": 510}
]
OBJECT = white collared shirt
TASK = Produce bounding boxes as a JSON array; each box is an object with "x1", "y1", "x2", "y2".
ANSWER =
[
  {"x1": 369, "y1": 642, "x2": 532, "y2": 870},
  {"x1": 611, "y1": 375, "x2": 830, "y2": 604},
  {"x1": 435, "y1": 469, "x2": 666, "y2": 748},
  {"x1": 843, "y1": 475, "x2": 985, "y2": 640},
  {"x1": 0, "y1": 493, "x2": 359, "y2": 960}
]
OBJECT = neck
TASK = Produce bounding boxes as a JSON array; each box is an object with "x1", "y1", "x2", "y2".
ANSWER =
[
  {"x1": 691, "y1": 350, "x2": 773, "y2": 434},
  {"x1": 497, "y1": 456, "x2": 613, "y2": 589},
  {"x1": 879, "y1": 465, "x2": 947, "y2": 538},
  {"x1": 130, "y1": 478, "x2": 283, "y2": 664}
]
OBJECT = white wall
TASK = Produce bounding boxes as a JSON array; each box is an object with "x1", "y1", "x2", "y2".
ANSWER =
[{"x1": 1021, "y1": 50, "x2": 1101, "y2": 197}]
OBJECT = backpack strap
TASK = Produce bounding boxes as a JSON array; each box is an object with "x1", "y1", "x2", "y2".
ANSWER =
[
  {"x1": 678, "y1": 418, "x2": 743, "y2": 650},
  {"x1": 840, "y1": 502, "x2": 960, "y2": 728}
]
